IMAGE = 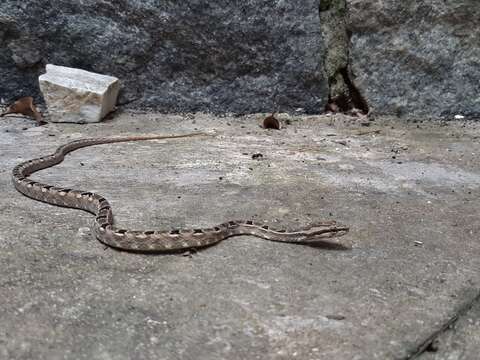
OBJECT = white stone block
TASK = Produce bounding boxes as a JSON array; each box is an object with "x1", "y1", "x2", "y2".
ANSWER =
[{"x1": 39, "y1": 64, "x2": 120, "y2": 123}]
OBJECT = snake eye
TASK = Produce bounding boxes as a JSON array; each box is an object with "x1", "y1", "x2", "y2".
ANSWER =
[
  {"x1": 96, "y1": 217, "x2": 109, "y2": 227},
  {"x1": 262, "y1": 225, "x2": 269, "y2": 230},
  {"x1": 213, "y1": 227, "x2": 221, "y2": 232}
]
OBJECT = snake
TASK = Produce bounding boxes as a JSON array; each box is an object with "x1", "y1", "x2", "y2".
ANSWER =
[{"x1": 12, "y1": 131, "x2": 349, "y2": 252}]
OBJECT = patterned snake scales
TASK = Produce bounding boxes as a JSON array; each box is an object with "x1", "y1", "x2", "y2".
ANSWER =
[{"x1": 12, "y1": 131, "x2": 349, "y2": 252}]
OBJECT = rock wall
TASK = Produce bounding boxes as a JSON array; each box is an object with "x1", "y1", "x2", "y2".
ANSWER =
[
  {"x1": 1, "y1": 0, "x2": 479, "y2": 118},
  {"x1": 347, "y1": 0, "x2": 480, "y2": 118},
  {"x1": 0, "y1": 0, "x2": 327, "y2": 114}
]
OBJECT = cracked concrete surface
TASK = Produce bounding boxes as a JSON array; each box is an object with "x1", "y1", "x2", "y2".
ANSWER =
[
  {"x1": 0, "y1": 111, "x2": 479, "y2": 359},
  {"x1": 416, "y1": 291, "x2": 480, "y2": 359}
]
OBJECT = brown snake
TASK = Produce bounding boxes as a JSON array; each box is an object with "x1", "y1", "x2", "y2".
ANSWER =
[{"x1": 12, "y1": 132, "x2": 349, "y2": 252}]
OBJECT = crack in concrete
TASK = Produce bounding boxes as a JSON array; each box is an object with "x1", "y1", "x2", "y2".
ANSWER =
[{"x1": 402, "y1": 289, "x2": 480, "y2": 359}]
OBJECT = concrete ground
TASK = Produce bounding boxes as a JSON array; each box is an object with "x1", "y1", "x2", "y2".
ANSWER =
[{"x1": 0, "y1": 110, "x2": 479, "y2": 360}]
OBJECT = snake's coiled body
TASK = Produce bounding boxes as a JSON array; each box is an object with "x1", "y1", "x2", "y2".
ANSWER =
[{"x1": 12, "y1": 132, "x2": 349, "y2": 252}]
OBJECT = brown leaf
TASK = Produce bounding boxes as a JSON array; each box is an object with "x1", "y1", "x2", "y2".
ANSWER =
[
  {"x1": 262, "y1": 113, "x2": 280, "y2": 130},
  {"x1": 1, "y1": 97, "x2": 44, "y2": 125}
]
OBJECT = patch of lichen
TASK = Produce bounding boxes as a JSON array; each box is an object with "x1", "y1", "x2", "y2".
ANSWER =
[
  {"x1": 319, "y1": 0, "x2": 346, "y2": 16},
  {"x1": 319, "y1": 0, "x2": 349, "y2": 102}
]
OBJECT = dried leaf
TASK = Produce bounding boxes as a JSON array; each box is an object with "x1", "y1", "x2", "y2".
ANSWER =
[
  {"x1": 0, "y1": 96, "x2": 44, "y2": 125},
  {"x1": 262, "y1": 113, "x2": 280, "y2": 130}
]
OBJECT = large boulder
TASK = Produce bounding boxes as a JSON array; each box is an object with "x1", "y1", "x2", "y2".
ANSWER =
[
  {"x1": 0, "y1": 1, "x2": 327, "y2": 114},
  {"x1": 347, "y1": 0, "x2": 480, "y2": 118}
]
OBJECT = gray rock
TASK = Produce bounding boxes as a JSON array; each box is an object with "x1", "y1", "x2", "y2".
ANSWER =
[
  {"x1": 347, "y1": 0, "x2": 480, "y2": 118},
  {"x1": 0, "y1": 0, "x2": 327, "y2": 114}
]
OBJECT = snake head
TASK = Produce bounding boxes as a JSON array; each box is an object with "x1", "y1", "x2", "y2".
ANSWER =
[{"x1": 297, "y1": 222, "x2": 351, "y2": 249}]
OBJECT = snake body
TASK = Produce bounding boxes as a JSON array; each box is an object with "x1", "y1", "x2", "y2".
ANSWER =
[{"x1": 12, "y1": 132, "x2": 349, "y2": 252}]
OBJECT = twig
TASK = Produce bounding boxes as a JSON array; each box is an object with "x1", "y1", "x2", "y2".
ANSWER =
[{"x1": 354, "y1": 129, "x2": 381, "y2": 136}]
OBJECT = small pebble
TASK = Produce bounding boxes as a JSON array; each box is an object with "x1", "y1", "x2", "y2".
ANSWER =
[{"x1": 77, "y1": 227, "x2": 91, "y2": 237}]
